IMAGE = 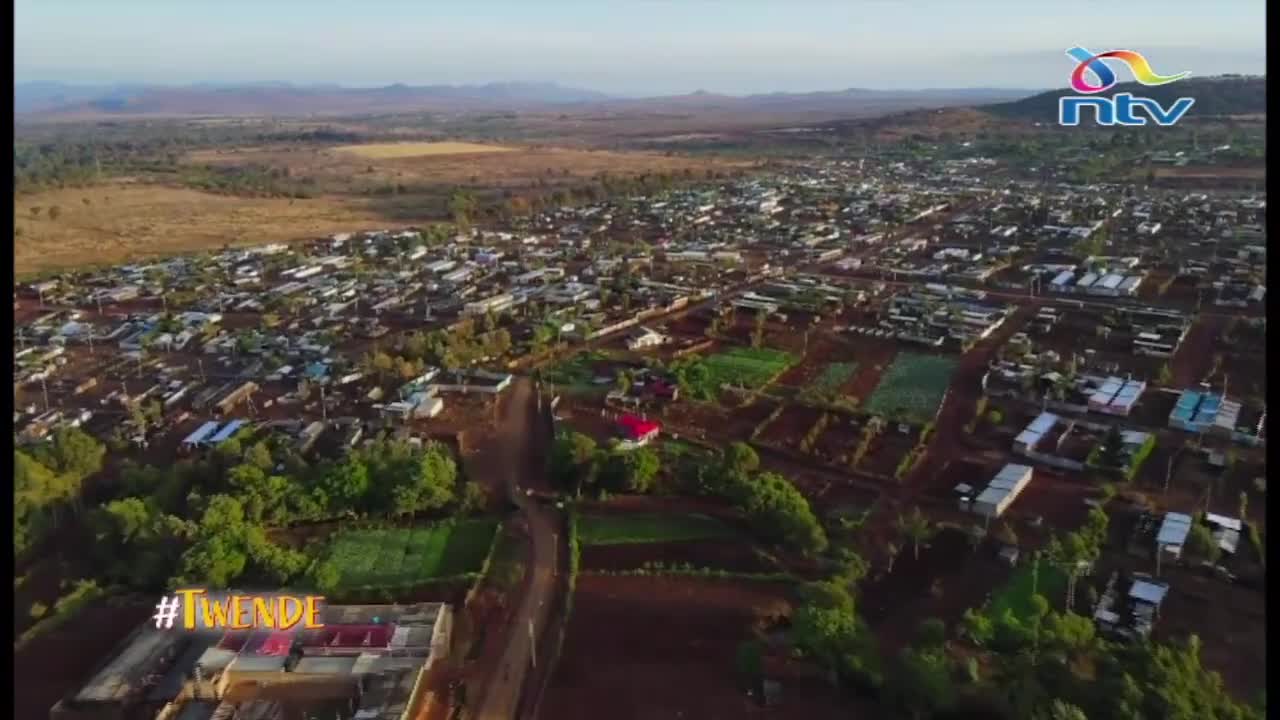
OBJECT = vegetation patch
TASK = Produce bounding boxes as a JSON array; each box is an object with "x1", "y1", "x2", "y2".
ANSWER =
[
  {"x1": 322, "y1": 519, "x2": 498, "y2": 589},
  {"x1": 578, "y1": 512, "x2": 737, "y2": 546},
  {"x1": 985, "y1": 562, "x2": 1067, "y2": 625},
  {"x1": 799, "y1": 361, "x2": 859, "y2": 405},
  {"x1": 673, "y1": 347, "x2": 796, "y2": 400},
  {"x1": 864, "y1": 353, "x2": 957, "y2": 423}
]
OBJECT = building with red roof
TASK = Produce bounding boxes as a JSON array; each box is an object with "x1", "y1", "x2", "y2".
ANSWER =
[{"x1": 617, "y1": 414, "x2": 661, "y2": 444}]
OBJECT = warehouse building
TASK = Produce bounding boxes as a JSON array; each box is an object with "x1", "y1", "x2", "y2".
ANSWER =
[{"x1": 968, "y1": 463, "x2": 1034, "y2": 519}]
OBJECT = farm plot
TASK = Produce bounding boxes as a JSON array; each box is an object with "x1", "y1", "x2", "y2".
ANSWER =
[
  {"x1": 581, "y1": 539, "x2": 780, "y2": 574},
  {"x1": 863, "y1": 353, "x2": 958, "y2": 423},
  {"x1": 659, "y1": 395, "x2": 778, "y2": 444},
  {"x1": 805, "y1": 362, "x2": 860, "y2": 398},
  {"x1": 322, "y1": 519, "x2": 498, "y2": 589},
  {"x1": 855, "y1": 426, "x2": 920, "y2": 478},
  {"x1": 578, "y1": 513, "x2": 737, "y2": 546},
  {"x1": 541, "y1": 575, "x2": 853, "y2": 720},
  {"x1": 678, "y1": 346, "x2": 796, "y2": 400},
  {"x1": 756, "y1": 403, "x2": 825, "y2": 453}
]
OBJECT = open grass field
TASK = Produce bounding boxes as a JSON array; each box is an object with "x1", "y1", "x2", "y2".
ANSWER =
[
  {"x1": 330, "y1": 141, "x2": 514, "y2": 158},
  {"x1": 184, "y1": 144, "x2": 738, "y2": 192},
  {"x1": 323, "y1": 519, "x2": 498, "y2": 588},
  {"x1": 863, "y1": 353, "x2": 958, "y2": 423},
  {"x1": 578, "y1": 512, "x2": 738, "y2": 546},
  {"x1": 14, "y1": 145, "x2": 741, "y2": 276},
  {"x1": 13, "y1": 183, "x2": 387, "y2": 277}
]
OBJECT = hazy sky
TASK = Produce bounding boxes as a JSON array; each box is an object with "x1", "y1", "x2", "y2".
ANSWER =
[{"x1": 14, "y1": 0, "x2": 1267, "y2": 94}]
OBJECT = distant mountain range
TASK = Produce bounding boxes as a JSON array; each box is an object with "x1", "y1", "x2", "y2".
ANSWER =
[
  {"x1": 14, "y1": 80, "x2": 1039, "y2": 120},
  {"x1": 984, "y1": 75, "x2": 1266, "y2": 119}
]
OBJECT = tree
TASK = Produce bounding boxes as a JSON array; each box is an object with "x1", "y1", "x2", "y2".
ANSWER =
[
  {"x1": 1036, "y1": 700, "x2": 1088, "y2": 720},
  {"x1": 1157, "y1": 363, "x2": 1174, "y2": 385},
  {"x1": 449, "y1": 190, "x2": 477, "y2": 231},
  {"x1": 309, "y1": 559, "x2": 342, "y2": 594},
  {"x1": 959, "y1": 608, "x2": 995, "y2": 647},
  {"x1": 916, "y1": 617, "x2": 948, "y2": 650},
  {"x1": 885, "y1": 642, "x2": 956, "y2": 719},
  {"x1": 601, "y1": 447, "x2": 661, "y2": 494},
  {"x1": 1099, "y1": 425, "x2": 1127, "y2": 469},
  {"x1": 721, "y1": 442, "x2": 760, "y2": 476},
  {"x1": 1042, "y1": 611, "x2": 1096, "y2": 663},
  {"x1": 897, "y1": 507, "x2": 935, "y2": 561},
  {"x1": 1185, "y1": 522, "x2": 1220, "y2": 563},
  {"x1": 458, "y1": 480, "x2": 490, "y2": 514},
  {"x1": 244, "y1": 441, "x2": 275, "y2": 472}
]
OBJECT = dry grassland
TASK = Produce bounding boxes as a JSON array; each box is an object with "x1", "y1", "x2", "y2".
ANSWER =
[
  {"x1": 330, "y1": 141, "x2": 515, "y2": 158},
  {"x1": 186, "y1": 145, "x2": 738, "y2": 189},
  {"x1": 13, "y1": 184, "x2": 386, "y2": 276}
]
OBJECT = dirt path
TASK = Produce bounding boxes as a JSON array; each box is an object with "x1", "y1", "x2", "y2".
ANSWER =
[{"x1": 468, "y1": 377, "x2": 561, "y2": 720}]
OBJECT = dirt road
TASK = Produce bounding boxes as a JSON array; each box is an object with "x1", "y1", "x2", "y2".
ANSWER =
[{"x1": 470, "y1": 377, "x2": 561, "y2": 720}]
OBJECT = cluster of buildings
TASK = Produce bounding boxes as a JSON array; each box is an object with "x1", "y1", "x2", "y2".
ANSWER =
[{"x1": 52, "y1": 603, "x2": 451, "y2": 720}]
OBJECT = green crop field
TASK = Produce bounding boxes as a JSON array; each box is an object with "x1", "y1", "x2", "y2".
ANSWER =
[
  {"x1": 324, "y1": 519, "x2": 498, "y2": 588},
  {"x1": 864, "y1": 353, "x2": 957, "y2": 423},
  {"x1": 578, "y1": 513, "x2": 738, "y2": 545},
  {"x1": 800, "y1": 361, "x2": 859, "y2": 403},
  {"x1": 681, "y1": 347, "x2": 795, "y2": 399}
]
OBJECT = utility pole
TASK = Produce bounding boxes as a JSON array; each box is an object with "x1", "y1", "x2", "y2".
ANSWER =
[
  {"x1": 40, "y1": 375, "x2": 50, "y2": 411},
  {"x1": 320, "y1": 385, "x2": 328, "y2": 422},
  {"x1": 528, "y1": 618, "x2": 536, "y2": 670}
]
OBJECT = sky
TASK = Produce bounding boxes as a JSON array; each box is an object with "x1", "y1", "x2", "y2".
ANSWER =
[{"x1": 14, "y1": 0, "x2": 1267, "y2": 95}]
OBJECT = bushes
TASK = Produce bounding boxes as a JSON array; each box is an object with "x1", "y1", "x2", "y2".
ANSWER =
[{"x1": 16, "y1": 580, "x2": 104, "y2": 649}]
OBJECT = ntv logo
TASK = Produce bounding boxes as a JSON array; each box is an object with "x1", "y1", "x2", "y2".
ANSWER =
[{"x1": 1058, "y1": 47, "x2": 1194, "y2": 127}]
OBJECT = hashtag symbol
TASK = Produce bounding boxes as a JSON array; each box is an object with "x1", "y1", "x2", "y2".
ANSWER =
[{"x1": 153, "y1": 596, "x2": 181, "y2": 629}]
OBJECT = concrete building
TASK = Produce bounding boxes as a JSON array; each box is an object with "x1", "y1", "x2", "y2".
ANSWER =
[{"x1": 51, "y1": 604, "x2": 452, "y2": 720}]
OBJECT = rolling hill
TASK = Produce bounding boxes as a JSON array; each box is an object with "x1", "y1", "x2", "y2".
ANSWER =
[
  {"x1": 984, "y1": 75, "x2": 1266, "y2": 120},
  {"x1": 14, "y1": 81, "x2": 1038, "y2": 121}
]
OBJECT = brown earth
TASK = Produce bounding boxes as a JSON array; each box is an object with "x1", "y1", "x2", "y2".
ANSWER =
[
  {"x1": 538, "y1": 575, "x2": 860, "y2": 720},
  {"x1": 581, "y1": 539, "x2": 779, "y2": 574}
]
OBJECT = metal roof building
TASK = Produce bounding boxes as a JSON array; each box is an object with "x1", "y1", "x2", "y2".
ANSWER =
[
  {"x1": 972, "y1": 464, "x2": 1034, "y2": 519},
  {"x1": 1156, "y1": 512, "x2": 1194, "y2": 557}
]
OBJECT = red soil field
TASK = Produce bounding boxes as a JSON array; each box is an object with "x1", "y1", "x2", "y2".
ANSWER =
[
  {"x1": 757, "y1": 403, "x2": 823, "y2": 451},
  {"x1": 581, "y1": 539, "x2": 780, "y2": 574},
  {"x1": 539, "y1": 575, "x2": 855, "y2": 720}
]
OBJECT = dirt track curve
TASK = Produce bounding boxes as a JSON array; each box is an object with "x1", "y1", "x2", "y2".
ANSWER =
[{"x1": 470, "y1": 377, "x2": 561, "y2": 720}]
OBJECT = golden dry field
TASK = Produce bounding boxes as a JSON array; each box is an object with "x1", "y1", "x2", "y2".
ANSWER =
[
  {"x1": 13, "y1": 184, "x2": 388, "y2": 276},
  {"x1": 14, "y1": 145, "x2": 746, "y2": 276},
  {"x1": 330, "y1": 141, "x2": 515, "y2": 158},
  {"x1": 185, "y1": 144, "x2": 739, "y2": 189}
]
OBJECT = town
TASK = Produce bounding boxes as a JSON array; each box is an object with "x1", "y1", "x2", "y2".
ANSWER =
[{"x1": 15, "y1": 126, "x2": 1266, "y2": 720}]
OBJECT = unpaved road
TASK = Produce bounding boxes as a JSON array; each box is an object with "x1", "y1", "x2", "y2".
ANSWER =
[{"x1": 470, "y1": 377, "x2": 561, "y2": 720}]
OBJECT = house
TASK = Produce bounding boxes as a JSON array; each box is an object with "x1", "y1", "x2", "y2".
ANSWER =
[
  {"x1": 617, "y1": 414, "x2": 661, "y2": 446},
  {"x1": 626, "y1": 327, "x2": 668, "y2": 351},
  {"x1": 971, "y1": 464, "x2": 1034, "y2": 519},
  {"x1": 1155, "y1": 512, "x2": 1193, "y2": 559}
]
